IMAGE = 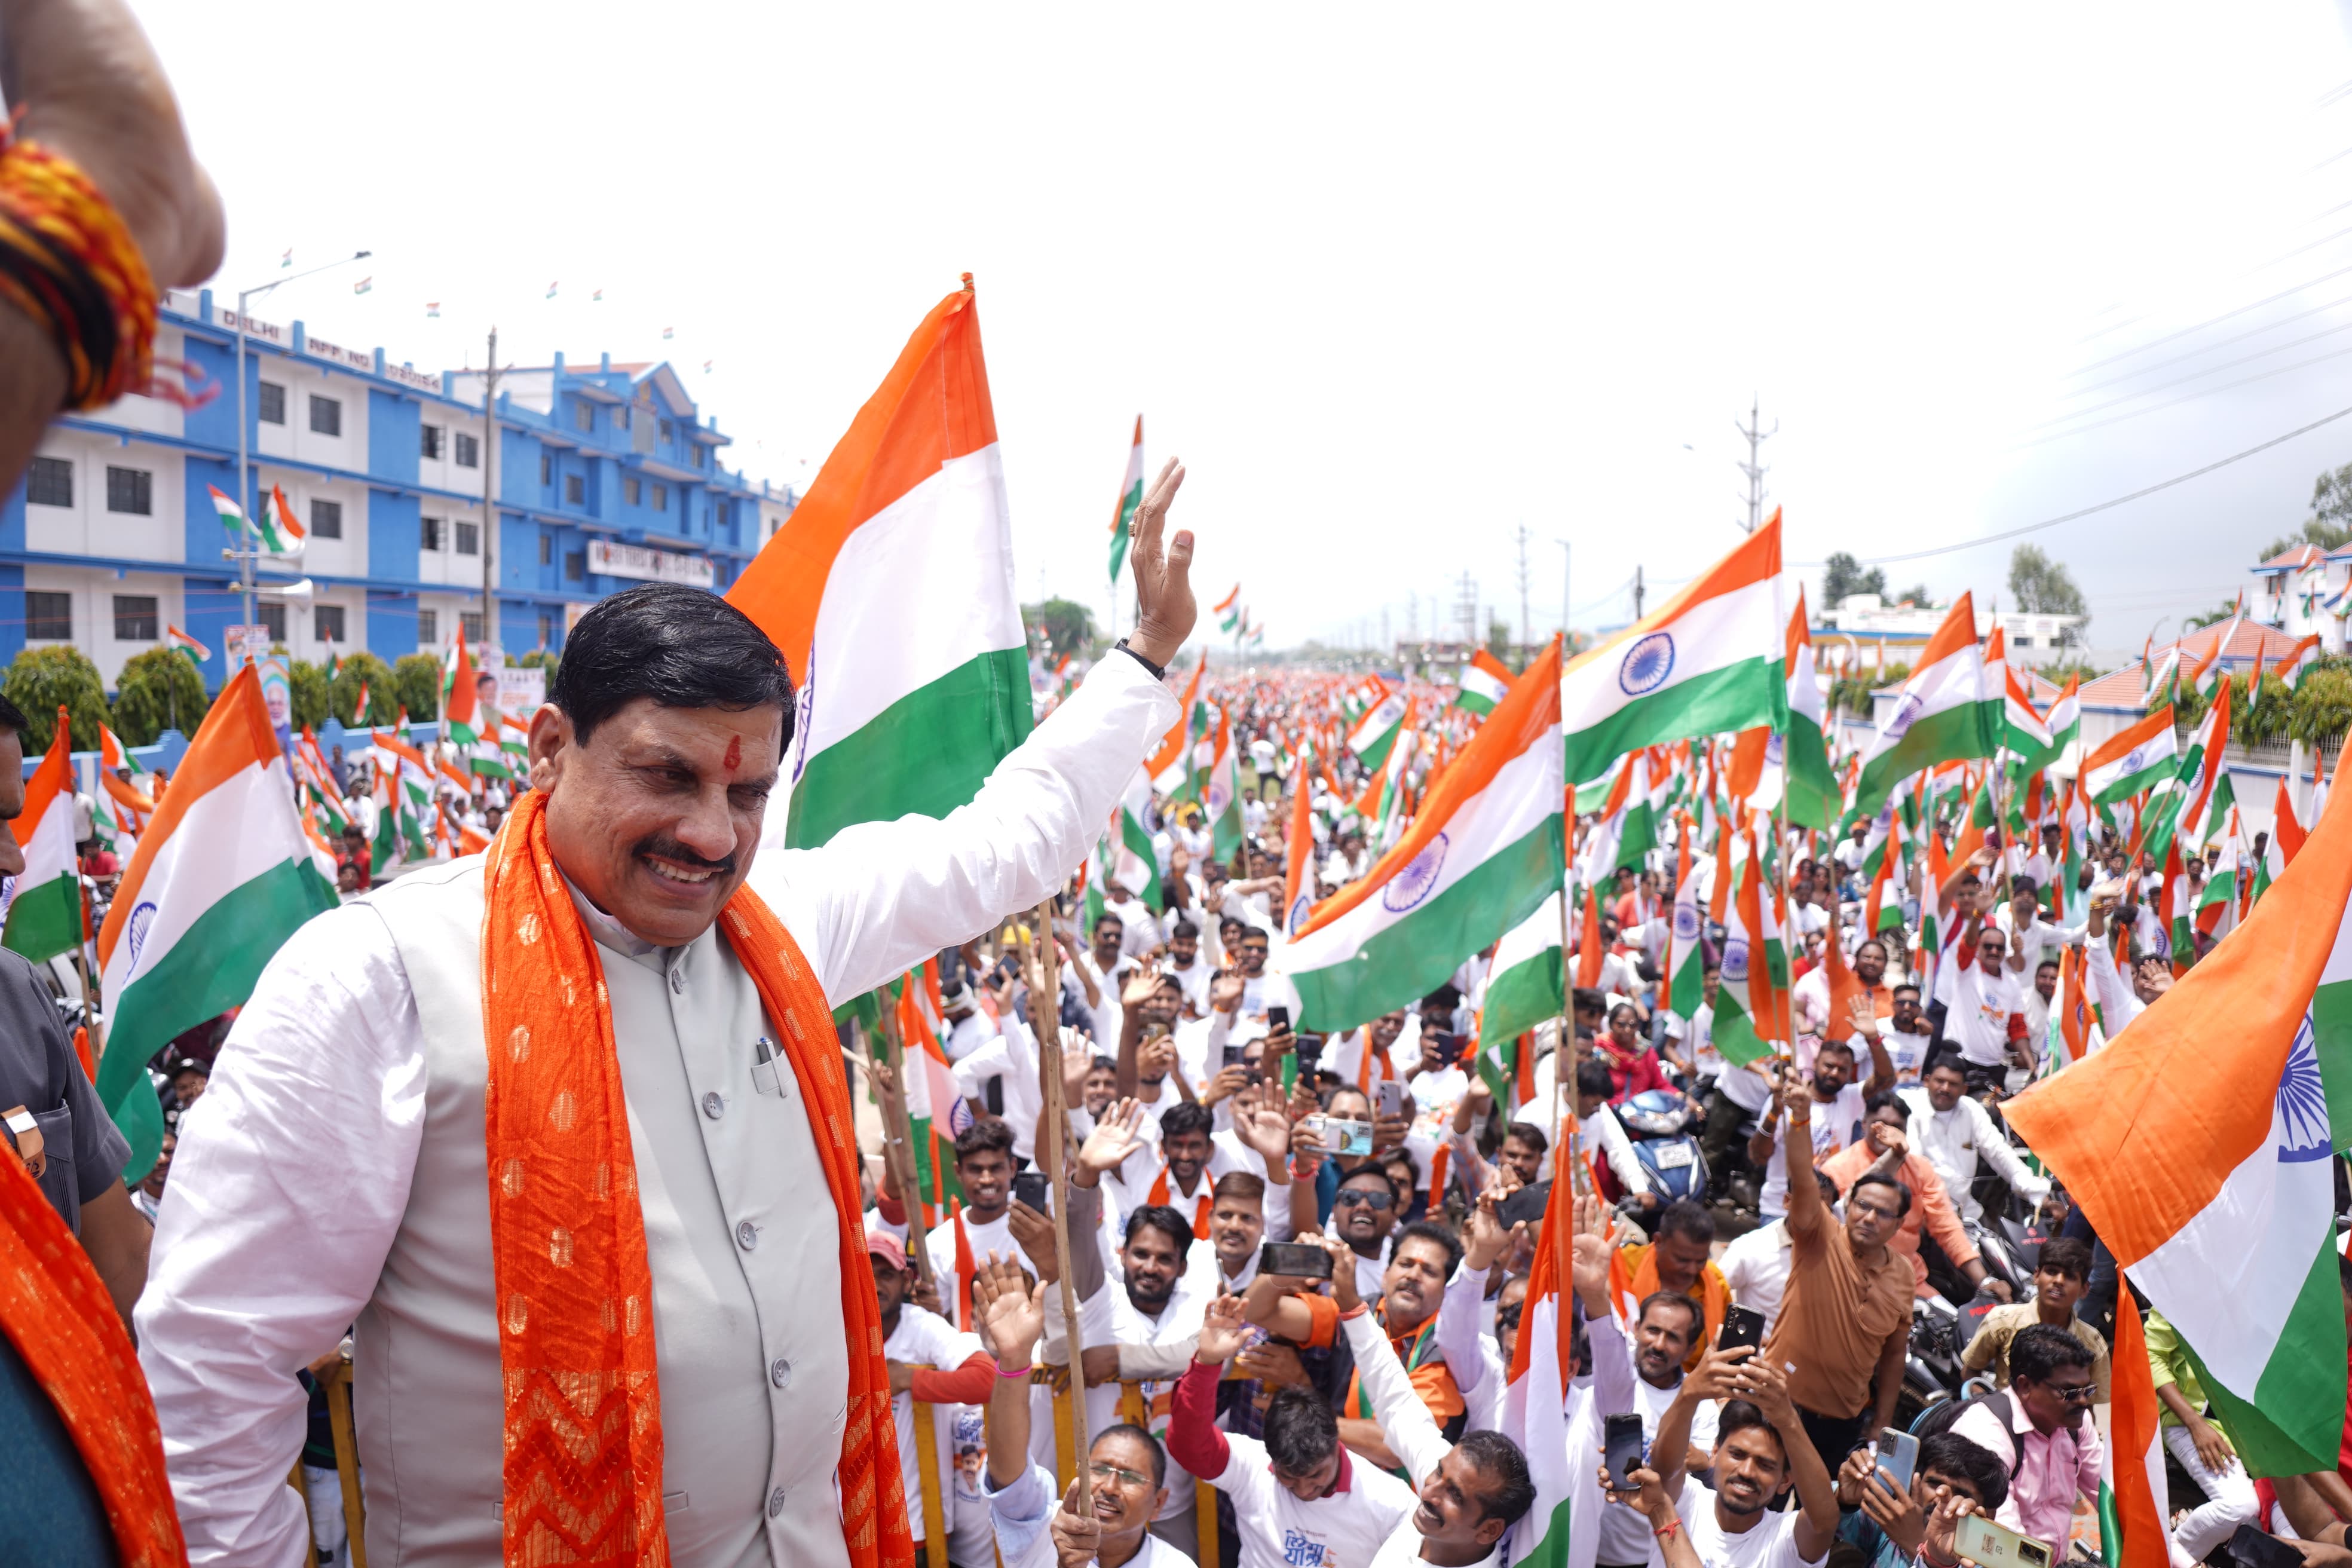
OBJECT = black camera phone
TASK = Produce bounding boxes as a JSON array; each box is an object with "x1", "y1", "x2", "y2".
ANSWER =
[{"x1": 1010, "y1": 1170, "x2": 1052, "y2": 1212}]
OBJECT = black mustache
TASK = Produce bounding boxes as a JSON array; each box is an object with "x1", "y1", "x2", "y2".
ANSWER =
[{"x1": 633, "y1": 837, "x2": 737, "y2": 877}]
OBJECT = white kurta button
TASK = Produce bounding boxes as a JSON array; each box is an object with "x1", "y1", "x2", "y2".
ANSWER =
[
  {"x1": 736, "y1": 1220, "x2": 758, "y2": 1250},
  {"x1": 770, "y1": 1358, "x2": 791, "y2": 1389},
  {"x1": 768, "y1": 1486, "x2": 788, "y2": 1518},
  {"x1": 670, "y1": 967, "x2": 685, "y2": 995},
  {"x1": 701, "y1": 1091, "x2": 725, "y2": 1120}
]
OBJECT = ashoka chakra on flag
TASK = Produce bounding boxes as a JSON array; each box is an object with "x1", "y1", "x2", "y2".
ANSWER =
[{"x1": 1618, "y1": 632, "x2": 1676, "y2": 696}]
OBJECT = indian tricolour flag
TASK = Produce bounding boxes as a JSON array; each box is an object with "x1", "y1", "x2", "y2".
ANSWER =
[
  {"x1": 2, "y1": 713, "x2": 81, "y2": 961},
  {"x1": 1561, "y1": 512, "x2": 1783, "y2": 787},
  {"x1": 1783, "y1": 588, "x2": 1838, "y2": 831},
  {"x1": 2005, "y1": 780, "x2": 2352, "y2": 1477},
  {"x1": 728, "y1": 278, "x2": 1030, "y2": 852},
  {"x1": 1497, "y1": 1168, "x2": 1606, "y2": 1568},
  {"x1": 1454, "y1": 649, "x2": 1514, "y2": 716},
  {"x1": 2148, "y1": 678, "x2": 2232, "y2": 866},
  {"x1": 1710, "y1": 831, "x2": 1781, "y2": 1066},
  {"x1": 1107, "y1": 415, "x2": 1144, "y2": 585},
  {"x1": 2019, "y1": 672, "x2": 2079, "y2": 779},
  {"x1": 1284, "y1": 640, "x2": 1563, "y2": 1031},
  {"x1": 1481, "y1": 893, "x2": 1564, "y2": 1064},
  {"x1": 2081, "y1": 706, "x2": 2176, "y2": 806},
  {"x1": 896, "y1": 973, "x2": 969, "y2": 1227},
  {"x1": 1113, "y1": 767, "x2": 1163, "y2": 908},
  {"x1": 1852, "y1": 594, "x2": 1996, "y2": 815},
  {"x1": 166, "y1": 624, "x2": 210, "y2": 664},
  {"x1": 1206, "y1": 707, "x2": 1244, "y2": 861},
  {"x1": 96, "y1": 664, "x2": 339, "y2": 1177},
  {"x1": 1349, "y1": 684, "x2": 1410, "y2": 770}
]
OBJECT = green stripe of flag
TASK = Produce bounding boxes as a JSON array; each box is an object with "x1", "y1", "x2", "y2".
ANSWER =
[
  {"x1": 1, "y1": 876, "x2": 81, "y2": 963},
  {"x1": 786, "y1": 646, "x2": 1033, "y2": 849},
  {"x1": 1563, "y1": 657, "x2": 1780, "y2": 788}
]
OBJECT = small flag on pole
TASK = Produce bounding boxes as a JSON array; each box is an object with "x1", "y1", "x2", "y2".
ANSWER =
[
  {"x1": 166, "y1": 625, "x2": 211, "y2": 663},
  {"x1": 280, "y1": 249, "x2": 292, "y2": 268},
  {"x1": 425, "y1": 302, "x2": 441, "y2": 318},
  {"x1": 591, "y1": 288, "x2": 603, "y2": 302},
  {"x1": 546, "y1": 281, "x2": 559, "y2": 299},
  {"x1": 352, "y1": 276, "x2": 372, "y2": 295},
  {"x1": 662, "y1": 326, "x2": 675, "y2": 339},
  {"x1": 702, "y1": 360, "x2": 713, "y2": 373}
]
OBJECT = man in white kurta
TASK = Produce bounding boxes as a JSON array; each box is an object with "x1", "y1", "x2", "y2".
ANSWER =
[{"x1": 136, "y1": 652, "x2": 1177, "y2": 1567}]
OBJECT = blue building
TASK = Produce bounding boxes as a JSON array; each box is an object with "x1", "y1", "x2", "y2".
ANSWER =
[{"x1": 0, "y1": 288, "x2": 797, "y2": 690}]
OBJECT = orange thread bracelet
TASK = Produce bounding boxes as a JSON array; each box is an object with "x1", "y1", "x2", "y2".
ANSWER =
[{"x1": 0, "y1": 127, "x2": 161, "y2": 411}]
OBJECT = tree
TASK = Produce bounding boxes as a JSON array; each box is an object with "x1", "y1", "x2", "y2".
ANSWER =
[
  {"x1": 2260, "y1": 463, "x2": 2352, "y2": 561},
  {"x1": 1821, "y1": 552, "x2": 1886, "y2": 609},
  {"x1": 109, "y1": 648, "x2": 212, "y2": 745},
  {"x1": 2006, "y1": 545, "x2": 2085, "y2": 617},
  {"x1": 1023, "y1": 598, "x2": 1097, "y2": 660},
  {"x1": 289, "y1": 660, "x2": 330, "y2": 733},
  {"x1": 4, "y1": 645, "x2": 109, "y2": 751},
  {"x1": 391, "y1": 654, "x2": 443, "y2": 724},
  {"x1": 329, "y1": 651, "x2": 397, "y2": 727},
  {"x1": 1888, "y1": 584, "x2": 1933, "y2": 609},
  {"x1": 2183, "y1": 602, "x2": 2238, "y2": 630},
  {"x1": 1486, "y1": 615, "x2": 1518, "y2": 666}
]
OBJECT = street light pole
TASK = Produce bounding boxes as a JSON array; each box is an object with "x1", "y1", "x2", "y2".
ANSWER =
[
  {"x1": 1553, "y1": 538, "x2": 1571, "y2": 654},
  {"x1": 231, "y1": 250, "x2": 370, "y2": 631}
]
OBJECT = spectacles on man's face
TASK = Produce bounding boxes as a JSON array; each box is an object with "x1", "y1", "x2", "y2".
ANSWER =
[
  {"x1": 1334, "y1": 1189, "x2": 1394, "y2": 1211},
  {"x1": 1089, "y1": 1461, "x2": 1153, "y2": 1490},
  {"x1": 2050, "y1": 1381, "x2": 2098, "y2": 1403}
]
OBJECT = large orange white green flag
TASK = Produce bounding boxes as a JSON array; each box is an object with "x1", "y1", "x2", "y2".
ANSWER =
[
  {"x1": 1284, "y1": 640, "x2": 1564, "y2": 1031},
  {"x1": 1497, "y1": 1176, "x2": 1616, "y2": 1568},
  {"x1": 1453, "y1": 648, "x2": 1515, "y2": 716},
  {"x1": 2004, "y1": 785, "x2": 2352, "y2": 1475},
  {"x1": 1560, "y1": 513, "x2": 1784, "y2": 786},
  {"x1": 1107, "y1": 415, "x2": 1144, "y2": 585},
  {"x1": 1852, "y1": 594, "x2": 1996, "y2": 814},
  {"x1": 2, "y1": 713, "x2": 79, "y2": 961},
  {"x1": 728, "y1": 277, "x2": 1028, "y2": 850},
  {"x1": 1781, "y1": 587, "x2": 1837, "y2": 830},
  {"x1": 95, "y1": 664, "x2": 338, "y2": 1175}
]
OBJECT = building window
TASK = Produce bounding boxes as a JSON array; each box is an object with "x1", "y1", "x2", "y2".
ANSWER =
[
  {"x1": 624, "y1": 476, "x2": 641, "y2": 506},
  {"x1": 653, "y1": 483, "x2": 668, "y2": 510},
  {"x1": 311, "y1": 497, "x2": 343, "y2": 540},
  {"x1": 565, "y1": 550, "x2": 585, "y2": 583},
  {"x1": 418, "y1": 610, "x2": 438, "y2": 645},
  {"x1": 691, "y1": 443, "x2": 707, "y2": 468},
  {"x1": 460, "y1": 612, "x2": 484, "y2": 644},
  {"x1": 421, "y1": 515, "x2": 444, "y2": 552},
  {"x1": 575, "y1": 400, "x2": 595, "y2": 433},
  {"x1": 24, "y1": 592, "x2": 70, "y2": 640},
  {"x1": 26, "y1": 457, "x2": 71, "y2": 507},
  {"x1": 538, "y1": 532, "x2": 554, "y2": 566},
  {"x1": 316, "y1": 605, "x2": 347, "y2": 643},
  {"x1": 540, "y1": 610, "x2": 557, "y2": 645},
  {"x1": 256, "y1": 602, "x2": 286, "y2": 644},
  {"x1": 539, "y1": 453, "x2": 552, "y2": 486},
  {"x1": 454, "y1": 431, "x2": 479, "y2": 468},
  {"x1": 565, "y1": 474, "x2": 584, "y2": 506},
  {"x1": 309, "y1": 394, "x2": 342, "y2": 436},
  {"x1": 111, "y1": 595, "x2": 160, "y2": 642},
  {"x1": 617, "y1": 407, "x2": 632, "y2": 431},
  {"x1": 105, "y1": 466, "x2": 152, "y2": 515},
  {"x1": 421, "y1": 424, "x2": 445, "y2": 460},
  {"x1": 455, "y1": 520, "x2": 479, "y2": 556},
  {"x1": 259, "y1": 381, "x2": 287, "y2": 424},
  {"x1": 660, "y1": 418, "x2": 674, "y2": 442}
]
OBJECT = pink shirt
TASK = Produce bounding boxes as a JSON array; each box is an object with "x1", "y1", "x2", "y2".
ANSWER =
[{"x1": 1951, "y1": 1394, "x2": 2102, "y2": 1552}]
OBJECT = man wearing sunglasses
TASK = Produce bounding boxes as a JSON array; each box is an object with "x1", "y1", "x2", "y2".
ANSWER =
[{"x1": 1948, "y1": 1324, "x2": 2103, "y2": 1552}]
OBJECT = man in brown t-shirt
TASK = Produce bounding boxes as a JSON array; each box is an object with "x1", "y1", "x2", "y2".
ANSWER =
[{"x1": 1760, "y1": 1076, "x2": 1916, "y2": 1471}]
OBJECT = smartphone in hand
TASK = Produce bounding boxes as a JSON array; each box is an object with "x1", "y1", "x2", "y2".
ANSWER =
[
  {"x1": 1717, "y1": 1305, "x2": 1767, "y2": 1353},
  {"x1": 1011, "y1": 1170, "x2": 1051, "y2": 1212},
  {"x1": 1603, "y1": 1413, "x2": 1645, "y2": 1493}
]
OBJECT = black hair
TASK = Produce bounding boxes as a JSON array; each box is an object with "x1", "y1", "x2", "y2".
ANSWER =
[
  {"x1": 1394, "y1": 1220, "x2": 1463, "y2": 1278},
  {"x1": 1423, "y1": 984, "x2": 1462, "y2": 1011},
  {"x1": 1094, "y1": 912, "x2": 1123, "y2": 935},
  {"x1": 1456, "y1": 1430, "x2": 1538, "y2": 1526},
  {"x1": 1503, "y1": 1120, "x2": 1549, "y2": 1154},
  {"x1": 1337, "y1": 1163, "x2": 1393, "y2": 1190},
  {"x1": 1089, "y1": 1055, "x2": 1119, "y2": 1074},
  {"x1": 1866, "y1": 1090, "x2": 1910, "y2": 1123},
  {"x1": 1160, "y1": 1101, "x2": 1215, "y2": 1142},
  {"x1": 1920, "y1": 1431, "x2": 2010, "y2": 1514},
  {"x1": 1570, "y1": 987, "x2": 1606, "y2": 1015},
  {"x1": 1212, "y1": 1171, "x2": 1266, "y2": 1206},
  {"x1": 1923, "y1": 1048, "x2": 1968, "y2": 1079},
  {"x1": 1654, "y1": 1199, "x2": 1715, "y2": 1246},
  {"x1": 1607, "y1": 1001, "x2": 1640, "y2": 1024},
  {"x1": 1849, "y1": 1171, "x2": 1912, "y2": 1217},
  {"x1": 1123, "y1": 1204, "x2": 1194, "y2": 1261},
  {"x1": 0, "y1": 692, "x2": 27, "y2": 736},
  {"x1": 2036, "y1": 1236, "x2": 2092, "y2": 1284},
  {"x1": 1263, "y1": 1385, "x2": 1339, "y2": 1476},
  {"x1": 1857, "y1": 939, "x2": 1889, "y2": 963},
  {"x1": 1637, "y1": 1288, "x2": 1703, "y2": 1346},
  {"x1": 1892, "y1": 982, "x2": 1923, "y2": 1000},
  {"x1": 1815, "y1": 1037, "x2": 1857, "y2": 1062},
  {"x1": 2011, "y1": 876, "x2": 2039, "y2": 897},
  {"x1": 1093, "y1": 1423, "x2": 1168, "y2": 1489},
  {"x1": 547, "y1": 583, "x2": 795, "y2": 752},
  {"x1": 1574, "y1": 1059, "x2": 1615, "y2": 1099},
  {"x1": 1171, "y1": 919, "x2": 1200, "y2": 940},
  {"x1": 953, "y1": 1117, "x2": 1015, "y2": 1165},
  {"x1": 1713, "y1": 1399, "x2": 1786, "y2": 1463},
  {"x1": 1321, "y1": 1083, "x2": 1371, "y2": 1114},
  {"x1": 2010, "y1": 1322, "x2": 2096, "y2": 1386}
]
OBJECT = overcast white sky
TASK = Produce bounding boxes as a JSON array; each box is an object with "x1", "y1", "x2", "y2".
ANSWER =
[{"x1": 133, "y1": 2, "x2": 2352, "y2": 661}]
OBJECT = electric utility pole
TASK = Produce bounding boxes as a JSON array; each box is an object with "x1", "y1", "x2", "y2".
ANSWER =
[
  {"x1": 1454, "y1": 572, "x2": 1479, "y2": 651},
  {"x1": 1514, "y1": 523, "x2": 1532, "y2": 663},
  {"x1": 1633, "y1": 564, "x2": 1645, "y2": 621},
  {"x1": 481, "y1": 327, "x2": 499, "y2": 649},
  {"x1": 1736, "y1": 394, "x2": 1776, "y2": 534}
]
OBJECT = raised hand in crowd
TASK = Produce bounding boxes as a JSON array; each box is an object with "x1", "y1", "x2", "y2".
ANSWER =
[
  {"x1": 1232, "y1": 1085, "x2": 1294, "y2": 1167},
  {"x1": 1120, "y1": 963, "x2": 1163, "y2": 1008},
  {"x1": 1598, "y1": 1463, "x2": 1702, "y2": 1568},
  {"x1": 970, "y1": 1251, "x2": 1045, "y2": 1368},
  {"x1": 1195, "y1": 1291, "x2": 1254, "y2": 1366},
  {"x1": 1462, "y1": 1176, "x2": 1526, "y2": 1274},
  {"x1": 1048, "y1": 1477, "x2": 1101, "y2": 1568},
  {"x1": 1074, "y1": 1097, "x2": 1149, "y2": 1184}
]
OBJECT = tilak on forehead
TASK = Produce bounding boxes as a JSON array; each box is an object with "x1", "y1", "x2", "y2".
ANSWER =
[{"x1": 723, "y1": 734, "x2": 742, "y2": 771}]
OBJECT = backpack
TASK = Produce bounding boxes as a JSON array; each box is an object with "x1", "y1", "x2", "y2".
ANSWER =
[{"x1": 1912, "y1": 1389, "x2": 2028, "y2": 1482}]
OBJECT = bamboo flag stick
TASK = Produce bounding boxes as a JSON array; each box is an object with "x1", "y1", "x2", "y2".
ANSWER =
[{"x1": 1027, "y1": 899, "x2": 1090, "y2": 1465}]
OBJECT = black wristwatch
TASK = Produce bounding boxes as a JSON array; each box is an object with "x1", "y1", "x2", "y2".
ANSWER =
[{"x1": 1114, "y1": 638, "x2": 1166, "y2": 681}]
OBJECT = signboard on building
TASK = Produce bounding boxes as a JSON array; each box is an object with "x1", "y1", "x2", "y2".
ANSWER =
[
  {"x1": 496, "y1": 666, "x2": 546, "y2": 713},
  {"x1": 303, "y1": 334, "x2": 375, "y2": 375},
  {"x1": 225, "y1": 624, "x2": 272, "y2": 664},
  {"x1": 587, "y1": 540, "x2": 714, "y2": 590}
]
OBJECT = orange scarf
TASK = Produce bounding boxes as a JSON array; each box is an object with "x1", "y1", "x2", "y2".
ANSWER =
[
  {"x1": 480, "y1": 791, "x2": 911, "y2": 1568},
  {"x1": 0, "y1": 1141, "x2": 185, "y2": 1567},
  {"x1": 1146, "y1": 1164, "x2": 1214, "y2": 1238},
  {"x1": 1608, "y1": 1241, "x2": 1732, "y2": 1374}
]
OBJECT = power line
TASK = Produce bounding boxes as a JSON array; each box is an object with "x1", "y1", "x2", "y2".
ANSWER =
[
  {"x1": 2014, "y1": 339, "x2": 2352, "y2": 449},
  {"x1": 2061, "y1": 287, "x2": 2352, "y2": 400},
  {"x1": 1794, "y1": 401, "x2": 2352, "y2": 567},
  {"x1": 2067, "y1": 259, "x2": 2352, "y2": 379},
  {"x1": 2033, "y1": 308, "x2": 2352, "y2": 430}
]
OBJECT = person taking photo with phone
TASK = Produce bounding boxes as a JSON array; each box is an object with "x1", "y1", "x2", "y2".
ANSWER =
[
  {"x1": 1946, "y1": 1324, "x2": 2103, "y2": 1553},
  {"x1": 1648, "y1": 1340, "x2": 1842, "y2": 1568},
  {"x1": 1829, "y1": 1432, "x2": 2010, "y2": 1568}
]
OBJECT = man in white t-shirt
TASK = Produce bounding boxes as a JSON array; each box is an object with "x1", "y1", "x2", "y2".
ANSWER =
[
  {"x1": 869, "y1": 1231, "x2": 996, "y2": 1560},
  {"x1": 1595, "y1": 1293, "x2": 1722, "y2": 1568},
  {"x1": 1719, "y1": 1220, "x2": 1796, "y2": 1338},
  {"x1": 1167, "y1": 1291, "x2": 1420, "y2": 1568},
  {"x1": 1746, "y1": 1039, "x2": 1882, "y2": 1221},
  {"x1": 1106, "y1": 876, "x2": 1166, "y2": 961},
  {"x1": 1648, "y1": 1343, "x2": 1839, "y2": 1568},
  {"x1": 1947, "y1": 912, "x2": 2031, "y2": 1092}
]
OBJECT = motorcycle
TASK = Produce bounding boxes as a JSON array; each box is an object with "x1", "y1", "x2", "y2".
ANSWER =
[{"x1": 1616, "y1": 1087, "x2": 1710, "y2": 1205}]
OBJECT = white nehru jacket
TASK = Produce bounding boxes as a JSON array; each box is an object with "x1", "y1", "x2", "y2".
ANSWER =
[{"x1": 136, "y1": 655, "x2": 1177, "y2": 1567}]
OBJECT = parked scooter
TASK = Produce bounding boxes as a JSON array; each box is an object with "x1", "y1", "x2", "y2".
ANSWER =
[{"x1": 1617, "y1": 1087, "x2": 1710, "y2": 1205}]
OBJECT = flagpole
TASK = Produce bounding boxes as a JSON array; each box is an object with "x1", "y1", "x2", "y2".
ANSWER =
[
  {"x1": 873, "y1": 1004, "x2": 938, "y2": 1293},
  {"x1": 1027, "y1": 898, "x2": 1089, "y2": 1466}
]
